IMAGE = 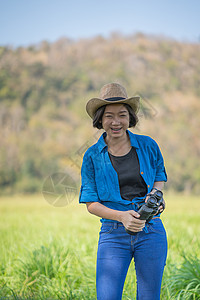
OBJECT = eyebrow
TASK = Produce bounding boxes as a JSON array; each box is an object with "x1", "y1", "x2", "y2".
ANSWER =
[{"x1": 104, "y1": 110, "x2": 128, "y2": 114}]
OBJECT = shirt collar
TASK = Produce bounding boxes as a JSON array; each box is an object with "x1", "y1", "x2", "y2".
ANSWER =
[{"x1": 97, "y1": 129, "x2": 139, "y2": 153}]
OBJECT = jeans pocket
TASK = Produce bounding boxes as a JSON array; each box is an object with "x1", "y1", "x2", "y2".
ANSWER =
[
  {"x1": 147, "y1": 219, "x2": 166, "y2": 235},
  {"x1": 100, "y1": 224, "x2": 114, "y2": 235}
]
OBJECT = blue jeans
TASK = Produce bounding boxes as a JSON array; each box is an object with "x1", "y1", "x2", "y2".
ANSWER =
[{"x1": 96, "y1": 218, "x2": 167, "y2": 300}]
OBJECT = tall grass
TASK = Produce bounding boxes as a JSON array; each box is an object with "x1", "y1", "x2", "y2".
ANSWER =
[
  {"x1": 1, "y1": 239, "x2": 96, "y2": 299},
  {"x1": 0, "y1": 193, "x2": 199, "y2": 299},
  {"x1": 167, "y1": 255, "x2": 200, "y2": 299}
]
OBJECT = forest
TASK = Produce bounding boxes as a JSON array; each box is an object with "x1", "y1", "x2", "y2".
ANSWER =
[{"x1": 0, "y1": 32, "x2": 200, "y2": 195}]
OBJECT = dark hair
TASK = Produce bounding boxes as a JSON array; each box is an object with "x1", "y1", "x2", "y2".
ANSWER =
[{"x1": 93, "y1": 103, "x2": 138, "y2": 129}]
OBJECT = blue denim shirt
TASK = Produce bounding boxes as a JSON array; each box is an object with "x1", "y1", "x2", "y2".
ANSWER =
[{"x1": 79, "y1": 130, "x2": 167, "y2": 224}]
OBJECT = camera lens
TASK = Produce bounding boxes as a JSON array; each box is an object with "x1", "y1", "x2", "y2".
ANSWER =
[
  {"x1": 147, "y1": 197, "x2": 158, "y2": 208},
  {"x1": 154, "y1": 190, "x2": 163, "y2": 200}
]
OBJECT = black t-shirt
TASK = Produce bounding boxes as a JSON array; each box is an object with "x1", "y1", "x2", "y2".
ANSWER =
[{"x1": 108, "y1": 147, "x2": 147, "y2": 201}]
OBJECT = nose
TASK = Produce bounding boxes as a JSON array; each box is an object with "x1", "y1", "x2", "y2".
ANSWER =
[{"x1": 111, "y1": 116, "x2": 120, "y2": 125}]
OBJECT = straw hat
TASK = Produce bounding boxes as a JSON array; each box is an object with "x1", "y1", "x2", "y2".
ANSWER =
[{"x1": 86, "y1": 83, "x2": 140, "y2": 119}]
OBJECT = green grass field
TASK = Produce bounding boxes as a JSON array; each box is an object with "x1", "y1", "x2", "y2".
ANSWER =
[{"x1": 0, "y1": 193, "x2": 200, "y2": 299}]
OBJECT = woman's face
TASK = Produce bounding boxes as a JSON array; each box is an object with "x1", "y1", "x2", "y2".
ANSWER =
[{"x1": 102, "y1": 104, "x2": 129, "y2": 138}]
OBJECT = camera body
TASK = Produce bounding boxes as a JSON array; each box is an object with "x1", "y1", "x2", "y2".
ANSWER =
[{"x1": 126, "y1": 190, "x2": 164, "y2": 235}]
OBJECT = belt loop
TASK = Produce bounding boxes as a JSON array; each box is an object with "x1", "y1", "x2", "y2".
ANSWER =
[{"x1": 114, "y1": 223, "x2": 118, "y2": 229}]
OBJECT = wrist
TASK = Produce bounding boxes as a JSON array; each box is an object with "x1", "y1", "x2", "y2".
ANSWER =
[
  {"x1": 116, "y1": 210, "x2": 124, "y2": 223},
  {"x1": 151, "y1": 187, "x2": 163, "y2": 194}
]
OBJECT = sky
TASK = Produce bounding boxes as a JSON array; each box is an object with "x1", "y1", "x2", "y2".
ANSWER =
[{"x1": 1, "y1": 0, "x2": 200, "y2": 47}]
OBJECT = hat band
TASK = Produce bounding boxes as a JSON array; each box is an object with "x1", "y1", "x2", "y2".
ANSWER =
[{"x1": 104, "y1": 97, "x2": 126, "y2": 101}]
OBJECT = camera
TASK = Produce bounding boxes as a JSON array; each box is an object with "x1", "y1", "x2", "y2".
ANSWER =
[{"x1": 126, "y1": 189, "x2": 165, "y2": 235}]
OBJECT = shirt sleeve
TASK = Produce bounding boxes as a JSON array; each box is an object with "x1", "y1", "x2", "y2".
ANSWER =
[
  {"x1": 154, "y1": 142, "x2": 167, "y2": 182},
  {"x1": 79, "y1": 152, "x2": 100, "y2": 204}
]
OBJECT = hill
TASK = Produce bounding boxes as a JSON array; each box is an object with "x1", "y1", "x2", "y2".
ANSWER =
[{"x1": 0, "y1": 33, "x2": 200, "y2": 194}]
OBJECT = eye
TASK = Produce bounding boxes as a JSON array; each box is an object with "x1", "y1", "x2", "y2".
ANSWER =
[{"x1": 120, "y1": 114, "x2": 127, "y2": 117}]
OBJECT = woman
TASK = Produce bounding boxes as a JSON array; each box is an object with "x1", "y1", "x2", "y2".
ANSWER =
[{"x1": 79, "y1": 83, "x2": 168, "y2": 300}]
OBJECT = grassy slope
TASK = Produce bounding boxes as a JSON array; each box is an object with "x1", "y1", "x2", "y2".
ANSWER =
[{"x1": 0, "y1": 193, "x2": 199, "y2": 299}]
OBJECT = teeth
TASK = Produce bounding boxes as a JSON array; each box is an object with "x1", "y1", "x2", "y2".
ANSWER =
[{"x1": 111, "y1": 128, "x2": 121, "y2": 131}]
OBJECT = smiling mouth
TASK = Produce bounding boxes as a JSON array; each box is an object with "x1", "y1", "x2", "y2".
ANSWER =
[{"x1": 111, "y1": 127, "x2": 122, "y2": 132}]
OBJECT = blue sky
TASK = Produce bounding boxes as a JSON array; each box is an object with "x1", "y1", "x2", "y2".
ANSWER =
[{"x1": 1, "y1": 0, "x2": 200, "y2": 47}]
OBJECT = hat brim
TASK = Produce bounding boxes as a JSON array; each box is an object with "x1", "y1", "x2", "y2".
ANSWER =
[{"x1": 86, "y1": 96, "x2": 140, "y2": 119}]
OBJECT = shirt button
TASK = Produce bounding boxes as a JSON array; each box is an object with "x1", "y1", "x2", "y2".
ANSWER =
[
  {"x1": 141, "y1": 171, "x2": 144, "y2": 175},
  {"x1": 148, "y1": 185, "x2": 150, "y2": 188}
]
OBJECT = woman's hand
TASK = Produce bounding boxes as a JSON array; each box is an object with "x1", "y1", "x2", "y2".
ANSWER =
[
  {"x1": 86, "y1": 202, "x2": 145, "y2": 232},
  {"x1": 158, "y1": 198, "x2": 165, "y2": 213},
  {"x1": 145, "y1": 190, "x2": 165, "y2": 215},
  {"x1": 119, "y1": 210, "x2": 145, "y2": 233}
]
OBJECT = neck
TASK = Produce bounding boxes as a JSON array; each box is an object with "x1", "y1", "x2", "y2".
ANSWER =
[
  {"x1": 105, "y1": 130, "x2": 130, "y2": 151},
  {"x1": 105, "y1": 132, "x2": 126, "y2": 145}
]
